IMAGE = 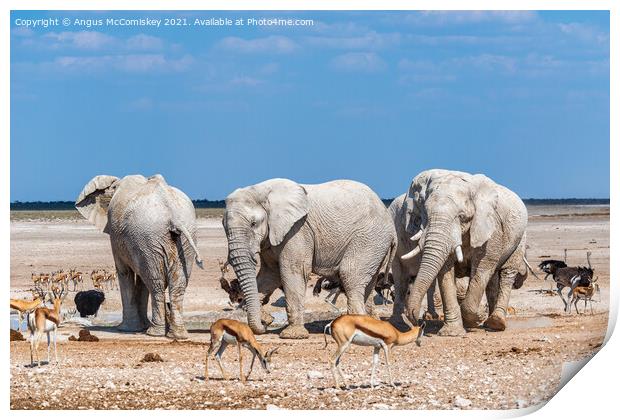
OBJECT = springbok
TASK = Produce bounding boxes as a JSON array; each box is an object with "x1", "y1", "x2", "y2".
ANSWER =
[
  {"x1": 26, "y1": 285, "x2": 67, "y2": 367},
  {"x1": 10, "y1": 288, "x2": 45, "y2": 330},
  {"x1": 68, "y1": 268, "x2": 84, "y2": 291},
  {"x1": 324, "y1": 314, "x2": 425, "y2": 389},
  {"x1": 205, "y1": 318, "x2": 278, "y2": 383},
  {"x1": 569, "y1": 277, "x2": 599, "y2": 315}
]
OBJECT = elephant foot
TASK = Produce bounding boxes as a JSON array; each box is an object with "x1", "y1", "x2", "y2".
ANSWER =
[
  {"x1": 483, "y1": 314, "x2": 507, "y2": 331},
  {"x1": 166, "y1": 326, "x2": 189, "y2": 340},
  {"x1": 462, "y1": 311, "x2": 485, "y2": 328},
  {"x1": 261, "y1": 311, "x2": 274, "y2": 327},
  {"x1": 279, "y1": 324, "x2": 309, "y2": 339},
  {"x1": 146, "y1": 325, "x2": 166, "y2": 337},
  {"x1": 424, "y1": 311, "x2": 443, "y2": 321},
  {"x1": 117, "y1": 320, "x2": 148, "y2": 333},
  {"x1": 437, "y1": 322, "x2": 466, "y2": 337}
]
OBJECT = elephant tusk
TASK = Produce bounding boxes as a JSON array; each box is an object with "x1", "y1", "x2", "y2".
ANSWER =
[
  {"x1": 455, "y1": 245, "x2": 464, "y2": 263},
  {"x1": 410, "y1": 230, "x2": 423, "y2": 242},
  {"x1": 401, "y1": 245, "x2": 421, "y2": 260}
]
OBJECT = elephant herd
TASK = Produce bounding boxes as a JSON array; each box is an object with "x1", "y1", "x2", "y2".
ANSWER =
[{"x1": 75, "y1": 169, "x2": 532, "y2": 340}]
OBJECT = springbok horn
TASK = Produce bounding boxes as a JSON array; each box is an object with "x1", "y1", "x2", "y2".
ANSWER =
[
  {"x1": 401, "y1": 245, "x2": 421, "y2": 260},
  {"x1": 410, "y1": 230, "x2": 423, "y2": 242},
  {"x1": 455, "y1": 245, "x2": 464, "y2": 263}
]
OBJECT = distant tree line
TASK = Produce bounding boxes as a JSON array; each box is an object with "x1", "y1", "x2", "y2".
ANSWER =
[{"x1": 10, "y1": 198, "x2": 610, "y2": 211}]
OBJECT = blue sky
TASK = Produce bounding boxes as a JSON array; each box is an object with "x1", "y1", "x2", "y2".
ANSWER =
[{"x1": 10, "y1": 10, "x2": 609, "y2": 201}]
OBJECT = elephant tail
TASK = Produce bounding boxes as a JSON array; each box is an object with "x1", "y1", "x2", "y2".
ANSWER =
[
  {"x1": 379, "y1": 237, "x2": 397, "y2": 282},
  {"x1": 519, "y1": 233, "x2": 541, "y2": 281},
  {"x1": 171, "y1": 222, "x2": 204, "y2": 269},
  {"x1": 523, "y1": 256, "x2": 541, "y2": 281},
  {"x1": 323, "y1": 321, "x2": 333, "y2": 349}
]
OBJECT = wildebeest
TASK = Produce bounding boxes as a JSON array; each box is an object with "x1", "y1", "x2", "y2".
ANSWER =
[{"x1": 74, "y1": 290, "x2": 105, "y2": 318}]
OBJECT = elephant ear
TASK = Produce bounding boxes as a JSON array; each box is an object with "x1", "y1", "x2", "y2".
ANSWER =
[
  {"x1": 470, "y1": 175, "x2": 499, "y2": 248},
  {"x1": 75, "y1": 175, "x2": 119, "y2": 233},
  {"x1": 403, "y1": 194, "x2": 416, "y2": 235},
  {"x1": 405, "y1": 172, "x2": 431, "y2": 235},
  {"x1": 263, "y1": 179, "x2": 309, "y2": 246}
]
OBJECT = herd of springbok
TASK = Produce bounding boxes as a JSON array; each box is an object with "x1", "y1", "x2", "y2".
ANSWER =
[{"x1": 31, "y1": 268, "x2": 118, "y2": 292}]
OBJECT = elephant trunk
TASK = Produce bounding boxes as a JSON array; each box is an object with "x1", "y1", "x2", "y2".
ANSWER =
[
  {"x1": 227, "y1": 232, "x2": 265, "y2": 334},
  {"x1": 406, "y1": 214, "x2": 457, "y2": 324}
]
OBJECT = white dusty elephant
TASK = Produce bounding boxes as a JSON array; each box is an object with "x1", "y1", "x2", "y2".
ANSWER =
[
  {"x1": 75, "y1": 174, "x2": 203, "y2": 339},
  {"x1": 389, "y1": 193, "x2": 483, "y2": 324},
  {"x1": 402, "y1": 169, "x2": 528, "y2": 336},
  {"x1": 388, "y1": 193, "x2": 441, "y2": 322},
  {"x1": 223, "y1": 178, "x2": 396, "y2": 339}
]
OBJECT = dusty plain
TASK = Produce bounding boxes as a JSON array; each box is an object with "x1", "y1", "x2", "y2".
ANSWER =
[{"x1": 9, "y1": 205, "x2": 610, "y2": 410}]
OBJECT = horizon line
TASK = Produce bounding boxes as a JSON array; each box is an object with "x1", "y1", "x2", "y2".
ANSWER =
[{"x1": 9, "y1": 197, "x2": 611, "y2": 207}]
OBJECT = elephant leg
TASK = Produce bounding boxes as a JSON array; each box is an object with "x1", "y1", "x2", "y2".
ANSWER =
[
  {"x1": 390, "y1": 260, "x2": 407, "y2": 325},
  {"x1": 436, "y1": 268, "x2": 466, "y2": 336},
  {"x1": 339, "y1": 262, "x2": 375, "y2": 316},
  {"x1": 455, "y1": 276, "x2": 470, "y2": 305},
  {"x1": 364, "y1": 276, "x2": 380, "y2": 317},
  {"x1": 166, "y1": 265, "x2": 189, "y2": 340},
  {"x1": 424, "y1": 279, "x2": 441, "y2": 320},
  {"x1": 278, "y1": 263, "x2": 310, "y2": 339},
  {"x1": 135, "y1": 275, "x2": 150, "y2": 328},
  {"x1": 344, "y1": 282, "x2": 366, "y2": 315},
  {"x1": 484, "y1": 269, "x2": 515, "y2": 331},
  {"x1": 485, "y1": 273, "x2": 500, "y2": 315},
  {"x1": 146, "y1": 280, "x2": 166, "y2": 337},
  {"x1": 461, "y1": 267, "x2": 495, "y2": 328},
  {"x1": 115, "y1": 260, "x2": 148, "y2": 332},
  {"x1": 256, "y1": 266, "x2": 281, "y2": 327}
]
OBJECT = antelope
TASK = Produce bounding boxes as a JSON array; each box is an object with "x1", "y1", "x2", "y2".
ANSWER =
[
  {"x1": 569, "y1": 277, "x2": 599, "y2": 315},
  {"x1": 374, "y1": 272, "x2": 395, "y2": 305},
  {"x1": 68, "y1": 268, "x2": 84, "y2": 291},
  {"x1": 324, "y1": 314, "x2": 425, "y2": 389},
  {"x1": 91, "y1": 270, "x2": 106, "y2": 290},
  {"x1": 40, "y1": 273, "x2": 51, "y2": 287},
  {"x1": 50, "y1": 270, "x2": 68, "y2": 290},
  {"x1": 104, "y1": 271, "x2": 117, "y2": 290},
  {"x1": 205, "y1": 318, "x2": 278, "y2": 383},
  {"x1": 312, "y1": 275, "x2": 343, "y2": 312},
  {"x1": 10, "y1": 288, "x2": 45, "y2": 330},
  {"x1": 218, "y1": 260, "x2": 243, "y2": 308},
  {"x1": 26, "y1": 285, "x2": 67, "y2": 367},
  {"x1": 31, "y1": 273, "x2": 43, "y2": 288}
]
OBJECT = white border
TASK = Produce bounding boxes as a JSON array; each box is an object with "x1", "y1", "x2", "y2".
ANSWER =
[{"x1": 2, "y1": 1, "x2": 616, "y2": 419}]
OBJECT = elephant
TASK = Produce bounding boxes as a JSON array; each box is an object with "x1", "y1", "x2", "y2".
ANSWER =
[
  {"x1": 388, "y1": 193, "x2": 441, "y2": 324},
  {"x1": 402, "y1": 169, "x2": 528, "y2": 336},
  {"x1": 222, "y1": 178, "x2": 396, "y2": 339},
  {"x1": 75, "y1": 174, "x2": 203, "y2": 339},
  {"x1": 389, "y1": 193, "x2": 488, "y2": 325}
]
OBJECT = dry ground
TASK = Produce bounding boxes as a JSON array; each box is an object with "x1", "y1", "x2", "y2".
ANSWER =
[{"x1": 9, "y1": 205, "x2": 610, "y2": 410}]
